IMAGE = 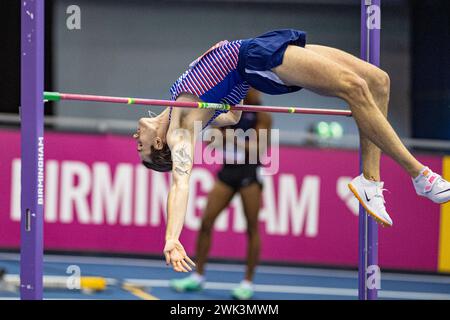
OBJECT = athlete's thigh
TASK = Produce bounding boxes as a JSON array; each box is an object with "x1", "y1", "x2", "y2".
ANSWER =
[
  {"x1": 202, "y1": 179, "x2": 235, "y2": 222},
  {"x1": 239, "y1": 183, "x2": 262, "y2": 227},
  {"x1": 272, "y1": 45, "x2": 354, "y2": 97},
  {"x1": 305, "y1": 45, "x2": 382, "y2": 83}
]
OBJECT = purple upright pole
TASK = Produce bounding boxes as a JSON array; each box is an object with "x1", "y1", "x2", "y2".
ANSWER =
[
  {"x1": 358, "y1": 0, "x2": 380, "y2": 300},
  {"x1": 20, "y1": 0, "x2": 45, "y2": 300}
]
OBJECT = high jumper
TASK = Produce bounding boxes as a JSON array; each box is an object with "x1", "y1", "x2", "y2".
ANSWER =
[{"x1": 129, "y1": 29, "x2": 450, "y2": 273}]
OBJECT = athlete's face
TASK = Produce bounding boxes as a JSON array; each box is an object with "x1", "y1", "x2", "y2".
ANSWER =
[{"x1": 133, "y1": 118, "x2": 163, "y2": 161}]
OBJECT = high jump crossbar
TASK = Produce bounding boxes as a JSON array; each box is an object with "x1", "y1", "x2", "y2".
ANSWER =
[
  {"x1": 43, "y1": 91, "x2": 352, "y2": 117},
  {"x1": 20, "y1": 0, "x2": 380, "y2": 300}
]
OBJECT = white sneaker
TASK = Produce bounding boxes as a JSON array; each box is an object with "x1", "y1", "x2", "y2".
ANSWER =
[
  {"x1": 348, "y1": 174, "x2": 393, "y2": 227},
  {"x1": 413, "y1": 167, "x2": 450, "y2": 204}
]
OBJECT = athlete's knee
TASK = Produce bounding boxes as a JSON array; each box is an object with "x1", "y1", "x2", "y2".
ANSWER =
[
  {"x1": 338, "y1": 71, "x2": 371, "y2": 104},
  {"x1": 371, "y1": 70, "x2": 390, "y2": 99},
  {"x1": 200, "y1": 217, "x2": 214, "y2": 234},
  {"x1": 246, "y1": 222, "x2": 259, "y2": 237}
]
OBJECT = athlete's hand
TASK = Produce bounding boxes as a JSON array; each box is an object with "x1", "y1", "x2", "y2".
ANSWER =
[{"x1": 163, "y1": 239, "x2": 196, "y2": 272}]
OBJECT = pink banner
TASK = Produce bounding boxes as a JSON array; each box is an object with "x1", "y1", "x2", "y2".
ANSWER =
[{"x1": 0, "y1": 129, "x2": 442, "y2": 271}]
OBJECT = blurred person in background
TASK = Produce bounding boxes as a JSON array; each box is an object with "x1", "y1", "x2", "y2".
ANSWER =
[{"x1": 170, "y1": 89, "x2": 272, "y2": 300}]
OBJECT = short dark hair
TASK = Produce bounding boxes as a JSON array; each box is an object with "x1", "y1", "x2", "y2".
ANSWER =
[{"x1": 142, "y1": 144, "x2": 172, "y2": 172}]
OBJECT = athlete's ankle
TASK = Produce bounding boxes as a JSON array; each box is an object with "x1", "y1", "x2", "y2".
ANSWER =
[
  {"x1": 413, "y1": 166, "x2": 431, "y2": 181},
  {"x1": 191, "y1": 272, "x2": 205, "y2": 283},
  {"x1": 362, "y1": 173, "x2": 380, "y2": 182},
  {"x1": 407, "y1": 162, "x2": 428, "y2": 179},
  {"x1": 240, "y1": 279, "x2": 253, "y2": 289}
]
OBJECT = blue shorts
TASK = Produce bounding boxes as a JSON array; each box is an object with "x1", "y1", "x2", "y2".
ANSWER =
[{"x1": 237, "y1": 29, "x2": 307, "y2": 95}]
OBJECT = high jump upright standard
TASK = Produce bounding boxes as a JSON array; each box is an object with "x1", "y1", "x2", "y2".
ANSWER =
[
  {"x1": 359, "y1": 0, "x2": 381, "y2": 300},
  {"x1": 20, "y1": 0, "x2": 45, "y2": 299}
]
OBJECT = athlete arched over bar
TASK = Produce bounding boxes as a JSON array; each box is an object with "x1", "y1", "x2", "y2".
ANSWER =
[{"x1": 132, "y1": 29, "x2": 450, "y2": 273}]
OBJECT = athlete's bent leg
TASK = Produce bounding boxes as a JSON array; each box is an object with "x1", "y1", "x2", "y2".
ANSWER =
[
  {"x1": 300, "y1": 46, "x2": 450, "y2": 206},
  {"x1": 305, "y1": 45, "x2": 389, "y2": 181},
  {"x1": 272, "y1": 45, "x2": 423, "y2": 178}
]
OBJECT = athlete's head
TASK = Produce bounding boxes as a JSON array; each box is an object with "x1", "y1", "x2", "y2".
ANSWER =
[{"x1": 134, "y1": 117, "x2": 172, "y2": 172}]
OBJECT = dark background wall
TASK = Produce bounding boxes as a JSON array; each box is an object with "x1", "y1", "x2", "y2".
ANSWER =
[
  {"x1": 0, "y1": 0, "x2": 53, "y2": 116},
  {"x1": 411, "y1": 0, "x2": 450, "y2": 140},
  {"x1": 0, "y1": 0, "x2": 21, "y2": 114}
]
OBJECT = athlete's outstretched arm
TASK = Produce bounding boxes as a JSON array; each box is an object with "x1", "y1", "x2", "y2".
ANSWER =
[{"x1": 164, "y1": 129, "x2": 196, "y2": 272}]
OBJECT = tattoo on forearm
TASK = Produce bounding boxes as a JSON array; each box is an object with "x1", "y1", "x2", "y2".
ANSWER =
[
  {"x1": 172, "y1": 145, "x2": 192, "y2": 176},
  {"x1": 175, "y1": 167, "x2": 190, "y2": 175}
]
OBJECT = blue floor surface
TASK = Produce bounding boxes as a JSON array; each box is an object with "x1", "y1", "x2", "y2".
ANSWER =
[{"x1": 1, "y1": 253, "x2": 449, "y2": 300}]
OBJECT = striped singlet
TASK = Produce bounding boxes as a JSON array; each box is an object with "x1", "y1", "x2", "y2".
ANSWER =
[{"x1": 169, "y1": 40, "x2": 250, "y2": 129}]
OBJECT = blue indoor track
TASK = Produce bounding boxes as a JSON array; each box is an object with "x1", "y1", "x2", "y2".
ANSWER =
[{"x1": 1, "y1": 253, "x2": 450, "y2": 300}]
